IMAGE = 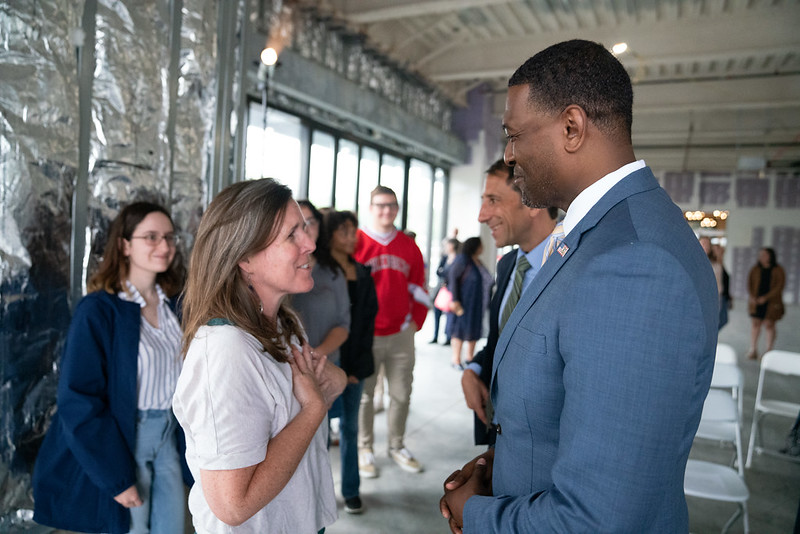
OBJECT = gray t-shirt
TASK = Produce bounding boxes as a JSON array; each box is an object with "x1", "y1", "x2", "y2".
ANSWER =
[{"x1": 292, "y1": 262, "x2": 351, "y2": 365}]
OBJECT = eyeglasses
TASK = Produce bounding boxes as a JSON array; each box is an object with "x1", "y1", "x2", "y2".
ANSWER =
[
  {"x1": 130, "y1": 232, "x2": 180, "y2": 247},
  {"x1": 371, "y1": 202, "x2": 399, "y2": 210}
]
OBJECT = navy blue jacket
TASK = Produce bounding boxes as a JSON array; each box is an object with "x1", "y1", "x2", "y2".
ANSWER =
[{"x1": 33, "y1": 291, "x2": 189, "y2": 533}]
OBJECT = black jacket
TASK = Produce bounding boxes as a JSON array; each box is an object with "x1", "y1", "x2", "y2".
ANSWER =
[
  {"x1": 340, "y1": 261, "x2": 379, "y2": 380},
  {"x1": 471, "y1": 250, "x2": 516, "y2": 445}
]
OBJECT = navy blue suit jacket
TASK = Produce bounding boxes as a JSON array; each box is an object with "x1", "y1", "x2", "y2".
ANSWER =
[
  {"x1": 464, "y1": 167, "x2": 718, "y2": 533},
  {"x1": 471, "y1": 249, "x2": 516, "y2": 444}
]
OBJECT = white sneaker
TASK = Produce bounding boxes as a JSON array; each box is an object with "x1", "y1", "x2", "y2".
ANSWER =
[
  {"x1": 358, "y1": 448, "x2": 379, "y2": 478},
  {"x1": 389, "y1": 447, "x2": 423, "y2": 473}
]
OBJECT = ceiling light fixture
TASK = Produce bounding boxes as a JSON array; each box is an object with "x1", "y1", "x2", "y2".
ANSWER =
[
  {"x1": 612, "y1": 42, "x2": 628, "y2": 55},
  {"x1": 260, "y1": 47, "x2": 278, "y2": 66}
]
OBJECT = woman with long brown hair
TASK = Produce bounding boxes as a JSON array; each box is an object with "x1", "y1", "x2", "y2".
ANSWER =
[{"x1": 173, "y1": 178, "x2": 346, "y2": 533}]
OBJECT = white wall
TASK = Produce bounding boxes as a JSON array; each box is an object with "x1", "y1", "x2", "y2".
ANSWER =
[
  {"x1": 667, "y1": 171, "x2": 800, "y2": 304},
  {"x1": 447, "y1": 130, "x2": 498, "y2": 271}
]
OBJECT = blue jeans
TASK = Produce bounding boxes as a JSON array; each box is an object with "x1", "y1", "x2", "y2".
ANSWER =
[
  {"x1": 339, "y1": 380, "x2": 364, "y2": 499},
  {"x1": 129, "y1": 409, "x2": 185, "y2": 534}
]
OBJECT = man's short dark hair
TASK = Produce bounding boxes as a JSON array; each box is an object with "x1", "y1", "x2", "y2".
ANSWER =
[
  {"x1": 508, "y1": 39, "x2": 633, "y2": 141},
  {"x1": 485, "y1": 159, "x2": 513, "y2": 184}
]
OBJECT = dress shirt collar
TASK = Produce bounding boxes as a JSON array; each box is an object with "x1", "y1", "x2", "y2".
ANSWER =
[
  {"x1": 519, "y1": 236, "x2": 547, "y2": 269},
  {"x1": 562, "y1": 160, "x2": 646, "y2": 237},
  {"x1": 119, "y1": 280, "x2": 168, "y2": 308}
]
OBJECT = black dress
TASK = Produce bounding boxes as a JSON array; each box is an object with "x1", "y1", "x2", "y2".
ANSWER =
[{"x1": 751, "y1": 266, "x2": 772, "y2": 319}]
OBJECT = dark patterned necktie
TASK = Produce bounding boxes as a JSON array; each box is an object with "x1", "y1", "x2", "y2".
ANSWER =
[{"x1": 499, "y1": 255, "x2": 531, "y2": 332}]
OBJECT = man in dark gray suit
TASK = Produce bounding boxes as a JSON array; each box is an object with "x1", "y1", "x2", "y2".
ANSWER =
[{"x1": 462, "y1": 159, "x2": 557, "y2": 445}]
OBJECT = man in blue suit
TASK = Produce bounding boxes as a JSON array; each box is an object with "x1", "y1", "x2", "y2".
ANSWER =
[
  {"x1": 441, "y1": 39, "x2": 718, "y2": 533},
  {"x1": 462, "y1": 159, "x2": 558, "y2": 445}
]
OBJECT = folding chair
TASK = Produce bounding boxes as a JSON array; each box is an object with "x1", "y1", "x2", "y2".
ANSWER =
[
  {"x1": 745, "y1": 350, "x2": 800, "y2": 468},
  {"x1": 715, "y1": 343, "x2": 738, "y2": 365},
  {"x1": 711, "y1": 363, "x2": 744, "y2": 420},
  {"x1": 685, "y1": 389, "x2": 749, "y2": 534}
]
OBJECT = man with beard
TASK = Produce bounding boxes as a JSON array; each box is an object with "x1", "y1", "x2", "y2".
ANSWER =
[{"x1": 440, "y1": 39, "x2": 718, "y2": 533}]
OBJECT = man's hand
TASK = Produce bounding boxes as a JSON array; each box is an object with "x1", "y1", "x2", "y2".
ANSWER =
[
  {"x1": 440, "y1": 449, "x2": 494, "y2": 533},
  {"x1": 461, "y1": 369, "x2": 489, "y2": 424}
]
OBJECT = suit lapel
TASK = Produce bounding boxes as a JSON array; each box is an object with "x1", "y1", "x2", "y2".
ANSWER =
[{"x1": 491, "y1": 167, "x2": 660, "y2": 376}]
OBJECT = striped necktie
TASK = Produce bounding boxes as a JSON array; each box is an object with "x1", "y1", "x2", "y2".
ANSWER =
[
  {"x1": 542, "y1": 223, "x2": 565, "y2": 266},
  {"x1": 499, "y1": 254, "x2": 531, "y2": 332}
]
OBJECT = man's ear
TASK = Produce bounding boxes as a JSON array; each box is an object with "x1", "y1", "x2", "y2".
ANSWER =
[{"x1": 562, "y1": 105, "x2": 587, "y2": 154}]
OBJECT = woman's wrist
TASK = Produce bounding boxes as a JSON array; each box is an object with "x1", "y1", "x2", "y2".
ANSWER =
[{"x1": 299, "y1": 398, "x2": 327, "y2": 423}]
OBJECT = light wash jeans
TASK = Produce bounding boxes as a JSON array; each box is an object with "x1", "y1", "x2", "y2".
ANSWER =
[{"x1": 129, "y1": 409, "x2": 185, "y2": 534}]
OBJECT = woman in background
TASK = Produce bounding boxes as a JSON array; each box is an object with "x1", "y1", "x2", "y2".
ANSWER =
[
  {"x1": 747, "y1": 247, "x2": 785, "y2": 359},
  {"x1": 324, "y1": 209, "x2": 378, "y2": 515},
  {"x1": 699, "y1": 236, "x2": 732, "y2": 331},
  {"x1": 292, "y1": 200, "x2": 351, "y2": 377},
  {"x1": 430, "y1": 238, "x2": 460, "y2": 345},
  {"x1": 34, "y1": 202, "x2": 188, "y2": 534},
  {"x1": 291, "y1": 201, "x2": 352, "y2": 504},
  {"x1": 173, "y1": 178, "x2": 346, "y2": 533},
  {"x1": 447, "y1": 237, "x2": 492, "y2": 370}
]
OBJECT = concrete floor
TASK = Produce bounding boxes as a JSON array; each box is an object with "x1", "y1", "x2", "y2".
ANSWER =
[
  {"x1": 28, "y1": 304, "x2": 799, "y2": 534},
  {"x1": 326, "y1": 304, "x2": 800, "y2": 534}
]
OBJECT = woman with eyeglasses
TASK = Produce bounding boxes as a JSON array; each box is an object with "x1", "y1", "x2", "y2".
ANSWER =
[{"x1": 33, "y1": 201, "x2": 190, "y2": 534}]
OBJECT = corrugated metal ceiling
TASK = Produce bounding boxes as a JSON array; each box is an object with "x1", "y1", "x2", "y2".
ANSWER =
[{"x1": 294, "y1": 0, "x2": 800, "y2": 171}]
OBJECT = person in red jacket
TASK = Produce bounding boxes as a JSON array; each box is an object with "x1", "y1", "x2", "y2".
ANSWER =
[{"x1": 355, "y1": 185, "x2": 429, "y2": 478}]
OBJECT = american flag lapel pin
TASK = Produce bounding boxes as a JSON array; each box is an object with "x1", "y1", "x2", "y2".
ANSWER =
[{"x1": 557, "y1": 243, "x2": 569, "y2": 257}]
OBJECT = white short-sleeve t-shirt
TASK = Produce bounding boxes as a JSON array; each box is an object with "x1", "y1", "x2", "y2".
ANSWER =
[{"x1": 173, "y1": 324, "x2": 336, "y2": 534}]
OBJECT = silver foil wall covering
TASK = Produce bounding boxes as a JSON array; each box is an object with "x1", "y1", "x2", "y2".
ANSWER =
[{"x1": 0, "y1": 0, "x2": 215, "y2": 526}]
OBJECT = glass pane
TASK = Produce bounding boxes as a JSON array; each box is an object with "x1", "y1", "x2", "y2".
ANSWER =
[
  {"x1": 245, "y1": 105, "x2": 303, "y2": 195},
  {"x1": 358, "y1": 147, "x2": 379, "y2": 227},
  {"x1": 429, "y1": 167, "x2": 446, "y2": 287},
  {"x1": 308, "y1": 130, "x2": 335, "y2": 208},
  {"x1": 380, "y1": 153, "x2": 405, "y2": 215},
  {"x1": 407, "y1": 159, "x2": 433, "y2": 276},
  {"x1": 335, "y1": 139, "x2": 359, "y2": 211}
]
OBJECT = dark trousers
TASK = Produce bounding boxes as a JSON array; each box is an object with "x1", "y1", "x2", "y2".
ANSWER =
[{"x1": 431, "y1": 308, "x2": 450, "y2": 342}]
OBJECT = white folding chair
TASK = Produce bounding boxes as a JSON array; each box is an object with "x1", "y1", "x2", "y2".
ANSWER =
[
  {"x1": 715, "y1": 343, "x2": 738, "y2": 365},
  {"x1": 710, "y1": 344, "x2": 744, "y2": 419},
  {"x1": 686, "y1": 389, "x2": 749, "y2": 534},
  {"x1": 745, "y1": 350, "x2": 800, "y2": 468},
  {"x1": 710, "y1": 363, "x2": 744, "y2": 420},
  {"x1": 696, "y1": 386, "x2": 741, "y2": 467}
]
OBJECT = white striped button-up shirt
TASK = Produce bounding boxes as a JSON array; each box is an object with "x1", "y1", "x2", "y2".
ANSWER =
[{"x1": 119, "y1": 281, "x2": 183, "y2": 410}]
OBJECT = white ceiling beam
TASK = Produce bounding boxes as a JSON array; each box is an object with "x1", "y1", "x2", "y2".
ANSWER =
[
  {"x1": 430, "y1": 45, "x2": 800, "y2": 81},
  {"x1": 333, "y1": 0, "x2": 510, "y2": 24},
  {"x1": 488, "y1": 75, "x2": 800, "y2": 116},
  {"x1": 420, "y1": 6, "x2": 800, "y2": 80}
]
